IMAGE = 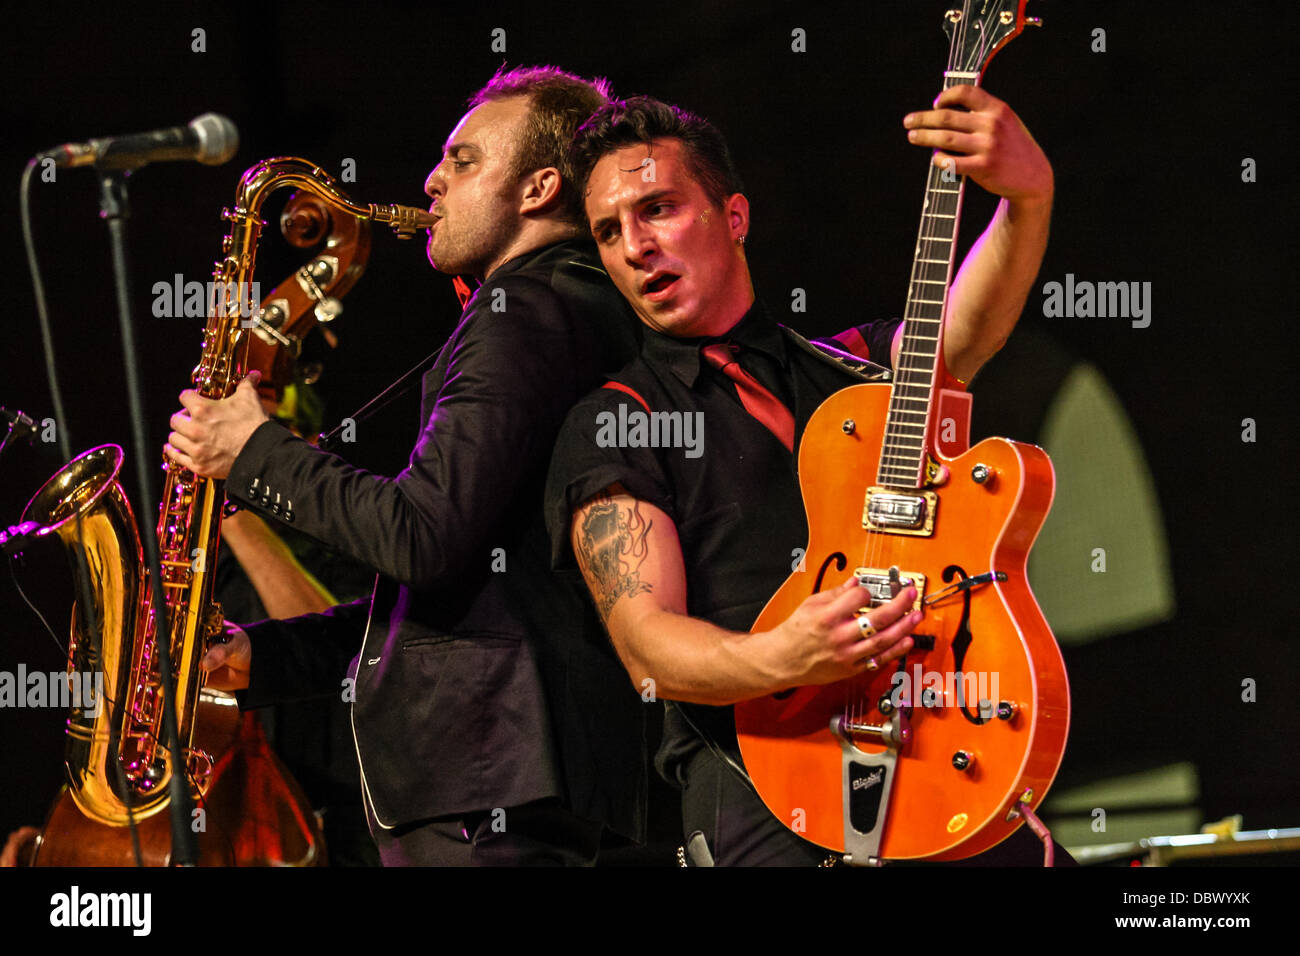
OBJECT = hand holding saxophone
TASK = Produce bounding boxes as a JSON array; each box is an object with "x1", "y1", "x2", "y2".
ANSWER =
[
  {"x1": 166, "y1": 370, "x2": 269, "y2": 479},
  {"x1": 201, "y1": 621, "x2": 252, "y2": 691}
]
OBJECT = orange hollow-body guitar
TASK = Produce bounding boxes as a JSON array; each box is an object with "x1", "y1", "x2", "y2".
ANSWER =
[
  {"x1": 735, "y1": 0, "x2": 1069, "y2": 863},
  {"x1": 736, "y1": 385, "x2": 1069, "y2": 861}
]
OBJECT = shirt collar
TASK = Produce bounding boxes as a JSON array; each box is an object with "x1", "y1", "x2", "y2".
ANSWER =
[
  {"x1": 642, "y1": 300, "x2": 788, "y2": 388},
  {"x1": 486, "y1": 236, "x2": 592, "y2": 281},
  {"x1": 459, "y1": 237, "x2": 598, "y2": 310}
]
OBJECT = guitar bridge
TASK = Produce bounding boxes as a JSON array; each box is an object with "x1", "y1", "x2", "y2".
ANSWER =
[{"x1": 855, "y1": 568, "x2": 927, "y2": 610}]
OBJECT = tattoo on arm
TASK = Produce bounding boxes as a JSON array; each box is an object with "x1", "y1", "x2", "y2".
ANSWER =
[{"x1": 574, "y1": 493, "x2": 654, "y2": 620}]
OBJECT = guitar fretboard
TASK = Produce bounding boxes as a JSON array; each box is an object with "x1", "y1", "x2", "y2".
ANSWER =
[{"x1": 876, "y1": 73, "x2": 978, "y2": 489}]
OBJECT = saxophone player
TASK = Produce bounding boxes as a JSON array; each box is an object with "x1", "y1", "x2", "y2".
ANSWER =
[{"x1": 167, "y1": 66, "x2": 646, "y2": 865}]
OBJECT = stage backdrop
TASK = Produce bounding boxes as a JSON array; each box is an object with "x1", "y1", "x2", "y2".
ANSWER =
[{"x1": 0, "y1": 0, "x2": 1291, "y2": 852}]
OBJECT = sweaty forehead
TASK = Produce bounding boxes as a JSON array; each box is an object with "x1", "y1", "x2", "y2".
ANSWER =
[{"x1": 586, "y1": 140, "x2": 687, "y2": 208}]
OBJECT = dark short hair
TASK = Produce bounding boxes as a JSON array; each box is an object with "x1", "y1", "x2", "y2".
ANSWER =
[
  {"x1": 468, "y1": 65, "x2": 613, "y2": 225},
  {"x1": 570, "y1": 95, "x2": 745, "y2": 209}
]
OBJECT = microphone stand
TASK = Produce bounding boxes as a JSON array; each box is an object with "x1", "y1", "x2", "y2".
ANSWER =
[
  {"x1": 97, "y1": 169, "x2": 199, "y2": 867},
  {"x1": 0, "y1": 412, "x2": 33, "y2": 466}
]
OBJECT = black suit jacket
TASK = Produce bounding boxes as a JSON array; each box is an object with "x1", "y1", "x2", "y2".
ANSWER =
[{"x1": 228, "y1": 239, "x2": 646, "y2": 840}]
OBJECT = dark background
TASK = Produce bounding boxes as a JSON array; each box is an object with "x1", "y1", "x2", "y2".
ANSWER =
[{"x1": 0, "y1": 1, "x2": 1293, "y2": 851}]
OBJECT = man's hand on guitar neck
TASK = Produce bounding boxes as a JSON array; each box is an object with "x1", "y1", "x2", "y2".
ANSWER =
[
  {"x1": 903, "y1": 83, "x2": 1053, "y2": 208},
  {"x1": 900, "y1": 84, "x2": 1054, "y2": 384},
  {"x1": 569, "y1": 489, "x2": 919, "y2": 707}
]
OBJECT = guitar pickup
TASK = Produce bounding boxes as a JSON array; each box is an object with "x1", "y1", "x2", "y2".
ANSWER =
[{"x1": 864, "y1": 487, "x2": 937, "y2": 536}]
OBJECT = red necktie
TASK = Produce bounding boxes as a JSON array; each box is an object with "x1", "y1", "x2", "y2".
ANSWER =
[{"x1": 701, "y1": 343, "x2": 795, "y2": 453}]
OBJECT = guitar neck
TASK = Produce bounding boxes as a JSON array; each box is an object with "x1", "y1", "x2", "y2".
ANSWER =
[{"x1": 877, "y1": 72, "x2": 980, "y2": 489}]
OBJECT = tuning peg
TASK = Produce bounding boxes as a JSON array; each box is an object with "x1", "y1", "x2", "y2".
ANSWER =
[{"x1": 1026, "y1": 17, "x2": 1043, "y2": 27}]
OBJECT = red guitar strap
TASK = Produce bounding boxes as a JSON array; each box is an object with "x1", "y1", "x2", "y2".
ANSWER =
[{"x1": 601, "y1": 380, "x2": 652, "y2": 414}]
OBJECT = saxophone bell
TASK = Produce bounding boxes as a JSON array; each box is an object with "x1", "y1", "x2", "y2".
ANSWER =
[{"x1": 20, "y1": 444, "x2": 155, "y2": 824}]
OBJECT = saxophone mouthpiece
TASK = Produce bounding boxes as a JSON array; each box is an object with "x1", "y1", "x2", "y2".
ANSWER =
[{"x1": 374, "y1": 204, "x2": 439, "y2": 239}]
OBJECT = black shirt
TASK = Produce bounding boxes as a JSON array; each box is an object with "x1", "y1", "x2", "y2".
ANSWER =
[{"x1": 545, "y1": 301, "x2": 899, "y2": 780}]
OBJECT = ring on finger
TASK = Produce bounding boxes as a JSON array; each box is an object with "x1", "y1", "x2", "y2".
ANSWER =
[
  {"x1": 864, "y1": 657, "x2": 880, "y2": 672},
  {"x1": 857, "y1": 613, "x2": 876, "y2": 638}
]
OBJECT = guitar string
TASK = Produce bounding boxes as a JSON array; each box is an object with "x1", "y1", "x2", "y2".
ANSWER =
[
  {"x1": 853, "y1": 54, "x2": 947, "y2": 742},
  {"x1": 850, "y1": 4, "x2": 976, "y2": 736}
]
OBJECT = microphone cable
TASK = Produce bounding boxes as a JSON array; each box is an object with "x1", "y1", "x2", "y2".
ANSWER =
[{"x1": 18, "y1": 158, "x2": 145, "y2": 868}]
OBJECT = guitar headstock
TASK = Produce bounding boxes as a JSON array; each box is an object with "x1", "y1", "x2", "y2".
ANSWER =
[{"x1": 941, "y1": 1, "x2": 1041, "y2": 77}]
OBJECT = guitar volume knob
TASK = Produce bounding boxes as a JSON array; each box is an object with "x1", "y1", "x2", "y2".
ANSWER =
[{"x1": 952, "y1": 750, "x2": 974, "y2": 772}]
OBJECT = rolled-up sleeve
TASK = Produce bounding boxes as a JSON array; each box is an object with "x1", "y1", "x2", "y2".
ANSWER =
[
  {"x1": 544, "y1": 387, "x2": 677, "y2": 571},
  {"x1": 814, "y1": 318, "x2": 902, "y2": 368}
]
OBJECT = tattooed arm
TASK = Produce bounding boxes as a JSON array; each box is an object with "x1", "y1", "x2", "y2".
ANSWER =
[{"x1": 569, "y1": 487, "x2": 918, "y2": 706}]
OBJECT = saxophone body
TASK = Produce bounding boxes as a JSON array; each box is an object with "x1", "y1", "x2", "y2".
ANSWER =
[{"x1": 21, "y1": 158, "x2": 433, "y2": 834}]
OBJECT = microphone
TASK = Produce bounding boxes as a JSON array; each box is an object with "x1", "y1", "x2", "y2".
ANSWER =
[
  {"x1": 37, "y1": 113, "x2": 239, "y2": 170},
  {"x1": 1, "y1": 407, "x2": 38, "y2": 441}
]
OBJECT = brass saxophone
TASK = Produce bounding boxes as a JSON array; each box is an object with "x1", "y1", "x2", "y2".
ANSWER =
[{"x1": 21, "y1": 158, "x2": 434, "y2": 826}]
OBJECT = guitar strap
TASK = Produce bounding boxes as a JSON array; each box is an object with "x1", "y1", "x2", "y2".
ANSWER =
[
  {"x1": 316, "y1": 281, "x2": 476, "y2": 451},
  {"x1": 670, "y1": 704, "x2": 840, "y2": 866},
  {"x1": 782, "y1": 325, "x2": 894, "y2": 383},
  {"x1": 317, "y1": 343, "x2": 444, "y2": 452},
  {"x1": 670, "y1": 700, "x2": 760, "y2": 795}
]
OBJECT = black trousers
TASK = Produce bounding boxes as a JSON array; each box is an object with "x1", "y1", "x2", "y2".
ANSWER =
[
  {"x1": 364, "y1": 794, "x2": 603, "y2": 866},
  {"x1": 680, "y1": 748, "x2": 1077, "y2": 867}
]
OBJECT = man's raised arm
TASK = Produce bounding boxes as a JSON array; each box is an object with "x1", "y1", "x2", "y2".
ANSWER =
[{"x1": 892, "y1": 84, "x2": 1053, "y2": 383}]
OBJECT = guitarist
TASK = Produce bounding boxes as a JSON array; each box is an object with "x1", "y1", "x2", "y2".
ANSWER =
[{"x1": 545, "y1": 92, "x2": 1064, "y2": 865}]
